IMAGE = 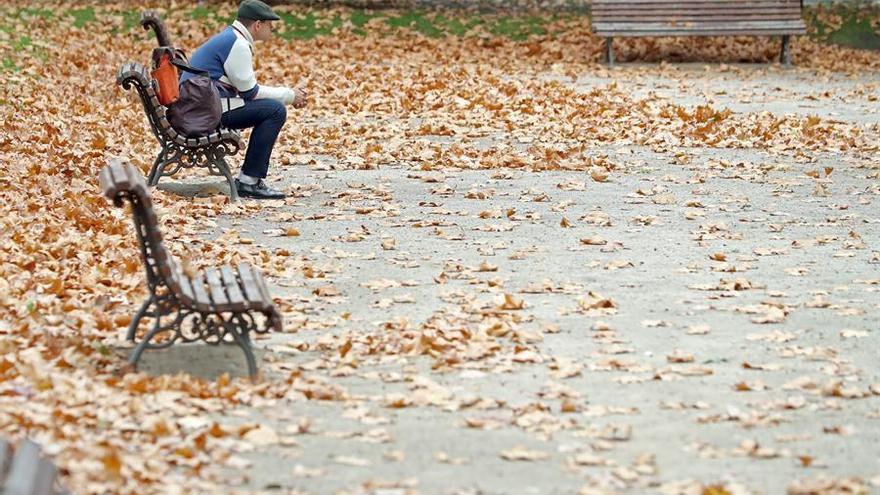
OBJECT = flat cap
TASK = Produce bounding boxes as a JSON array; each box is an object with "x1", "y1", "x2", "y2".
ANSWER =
[{"x1": 238, "y1": 0, "x2": 280, "y2": 21}]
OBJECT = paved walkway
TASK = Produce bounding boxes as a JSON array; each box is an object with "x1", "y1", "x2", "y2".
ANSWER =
[{"x1": 146, "y1": 65, "x2": 880, "y2": 494}]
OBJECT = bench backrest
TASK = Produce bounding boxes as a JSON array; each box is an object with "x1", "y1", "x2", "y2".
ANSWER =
[
  {"x1": 592, "y1": 0, "x2": 804, "y2": 24},
  {"x1": 99, "y1": 159, "x2": 191, "y2": 304},
  {"x1": 117, "y1": 62, "x2": 184, "y2": 144},
  {"x1": 140, "y1": 10, "x2": 173, "y2": 48}
]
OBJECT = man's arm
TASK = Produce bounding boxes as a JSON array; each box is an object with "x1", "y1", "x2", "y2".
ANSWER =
[
  {"x1": 224, "y1": 38, "x2": 306, "y2": 106},
  {"x1": 223, "y1": 40, "x2": 259, "y2": 100}
]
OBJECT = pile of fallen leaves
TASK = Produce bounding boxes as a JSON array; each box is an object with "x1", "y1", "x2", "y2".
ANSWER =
[{"x1": 1, "y1": 2, "x2": 879, "y2": 492}]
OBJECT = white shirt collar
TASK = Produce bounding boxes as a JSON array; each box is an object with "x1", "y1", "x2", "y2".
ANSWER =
[{"x1": 231, "y1": 20, "x2": 254, "y2": 46}]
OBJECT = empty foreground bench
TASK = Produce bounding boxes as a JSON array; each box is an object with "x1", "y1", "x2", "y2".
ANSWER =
[
  {"x1": 0, "y1": 439, "x2": 68, "y2": 495},
  {"x1": 100, "y1": 159, "x2": 282, "y2": 378},
  {"x1": 592, "y1": 0, "x2": 807, "y2": 65},
  {"x1": 117, "y1": 62, "x2": 244, "y2": 201}
]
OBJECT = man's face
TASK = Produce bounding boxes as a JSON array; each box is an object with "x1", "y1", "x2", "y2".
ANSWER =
[{"x1": 252, "y1": 19, "x2": 275, "y2": 41}]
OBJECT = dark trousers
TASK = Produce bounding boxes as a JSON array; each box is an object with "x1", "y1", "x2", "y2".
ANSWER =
[{"x1": 220, "y1": 98, "x2": 287, "y2": 179}]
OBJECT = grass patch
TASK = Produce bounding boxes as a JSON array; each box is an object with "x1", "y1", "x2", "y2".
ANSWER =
[
  {"x1": 829, "y1": 16, "x2": 880, "y2": 49},
  {"x1": 432, "y1": 14, "x2": 484, "y2": 37},
  {"x1": 16, "y1": 8, "x2": 54, "y2": 20},
  {"x1": 12, "y1": 35, "x2": 32, "y2": 50},
  {"x1": 1, "y1": 57, "x2": 17, "y2": 72},
  {"x1": 805, "y1": 2, "x2": 880, "y2": 49},
  {"x1": 189, "y1": 5, "x2": 227, "y2": 30},
  {"x1": 385, "y1": 11, "x2": 445, "y2": 38},
  {"x1": 487, "y1": 15, "x2": 549, "y2": 40},
  {"x1": 190, "y1": 6, "x2": 219, "y2": 20},
  {"x1": 272, "y1": 7, "x2": 557, "y2": 40},
  {"x1": 1, "y1": 35, "x2": 47, "y2": 73},
  {"x1": 277, "y1": 11, "x2": 343, "y2": 40},
  {"x1": 68, "y1": 7, "x2": 95, "y2": 28},
  {"x1": 121, "y1": 10, "x2": 141, "y2": 32},
  {"x1": 350, "y1": 10, "x2": 380, "y2": 28}
]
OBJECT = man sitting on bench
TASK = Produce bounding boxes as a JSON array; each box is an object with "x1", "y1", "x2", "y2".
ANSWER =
[{"x1": 182, "y1": 0, "x2": 307, "y2": 199}]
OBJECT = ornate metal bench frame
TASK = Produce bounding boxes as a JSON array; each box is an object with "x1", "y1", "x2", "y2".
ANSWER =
[{"x1": 100, "y1": 159, "x2": 282, "y2": 377}]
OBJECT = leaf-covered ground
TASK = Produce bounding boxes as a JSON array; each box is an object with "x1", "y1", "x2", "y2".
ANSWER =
[{"x1": 0, "y1": 2, "x2": 879, "y2": 494}]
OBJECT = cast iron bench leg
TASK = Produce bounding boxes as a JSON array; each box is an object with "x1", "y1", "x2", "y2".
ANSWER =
[
  {"x1": 215, "y1": 157, "x2": 239, "y2": 202},
  {"x1": 780, "y1": 35, "x2": 792, "y2": 66},
  {"x1": 229, "y1": 315, "x2": 258, "y2": 378},
  {"x1": 126, "y1": 294, "x2": 155, "y2": 342},
  {"x1": 605, "y1": 37, "x2": 614, "y2": 66},
  {"x1": 128, "y1": 317, "x2": 165, "y2": 371},
  {"x1": 149, "y1": 155, "x2": 173, "y2": 187},
  {"x1": 147, "y1": 148, "x2": 167, "y2": 186}
]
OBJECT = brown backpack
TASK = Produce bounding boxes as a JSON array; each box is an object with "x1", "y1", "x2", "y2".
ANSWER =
[{"x1": 151, "y1": 47, "x2": 221, "y2": 137}]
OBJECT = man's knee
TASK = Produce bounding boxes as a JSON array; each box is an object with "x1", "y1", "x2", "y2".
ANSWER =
[{"x1": 269, "y1": 100, "x2": 287, "y2": 122}]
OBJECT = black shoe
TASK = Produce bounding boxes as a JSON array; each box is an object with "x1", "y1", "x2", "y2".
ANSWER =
[{"x1": 235, "y1": 178, "x2": 286, "y2": 200}]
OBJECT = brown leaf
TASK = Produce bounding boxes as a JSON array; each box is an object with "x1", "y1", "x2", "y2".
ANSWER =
[
  {"x1": 590, "y1": 169, "x2": 609, "y2": 182},
  {"x1": 500, "y1": 446, "x2": 549, "y2": 461}
]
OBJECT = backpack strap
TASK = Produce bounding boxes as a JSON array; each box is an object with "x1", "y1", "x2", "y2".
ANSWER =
[{"x1": 170, "y1": 59, "x2": 210, "y2": 78}]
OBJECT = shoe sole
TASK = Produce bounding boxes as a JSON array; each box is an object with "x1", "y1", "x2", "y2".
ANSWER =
[{"x1": 236, "y1": 190, "x2": 286, "y2": 200}]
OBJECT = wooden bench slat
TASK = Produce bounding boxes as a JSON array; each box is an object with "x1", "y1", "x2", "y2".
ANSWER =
[
  {"x1": 593, "y1": 3, "x2": 802, "y2": 8},
  {"x1": 596, "y1": 21, "x2": 807, "y2": 28},
  {"x1": 220, "y1": 265, "x2": 247, "y2": 312},
  {"x1": 595, "y1": 10, "x2": 802, "y2": 16},
  {"x1": 105, "y1": 160, "x2": 132, "y2": 192},
  {"x1": 594, "y1": 11, "x2": 803, "y2": 20},
  {"x1": 596, "y1": 30, "x2": 806, "y2": 37},
  {"x1": 188, "y1": 271, "x2": 213, "y2": 313},
  {"x1": 236, "y1": 263, "x2": 267, "y2": 310},
  {"x1": 204, "y1": 267, "x2": 229, "y2": 308},
  {"x1": 252, "y1": 270, "x2": 273, "y2": 309},
  {"x1": 595, "y1": 21, "x2": 807, "y2": 34},
  {"x1": 595, "y1": 20, "x2": 803, "y2": 27},
  {"x1": 166, "y1": 258, "x2": 195, "y2": 306},
  {"x1": 176, "y1": 273, "x2": 196, "y2": 306},
  {"x1": 98, "y1": 166, "x2": 116, "y2": 200},
  {"x1": 118, "y1": 157, "x2": 148, "y2": 195},
  {"x1": 593, "y1": 0, "x2": 800, "y2": 4},
  {"x1": 594, "y1": 2, "x2": 799, "y2": 6}
]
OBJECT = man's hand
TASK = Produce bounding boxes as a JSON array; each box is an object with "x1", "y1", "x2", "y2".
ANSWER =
[{"x1": 292, "y1": 87, "x2": 308, "y2": 109}]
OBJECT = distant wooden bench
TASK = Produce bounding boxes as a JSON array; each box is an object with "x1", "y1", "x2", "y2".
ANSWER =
[
  {"x1": 100, "y1": 159, "x2": 283, "y2": 378},
  {"x1": 592, "y1": 0, "x2": 807, "y2": 65},
  {"x1": 0, "y1": 439, "x2": 68, "y2": 495}
]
